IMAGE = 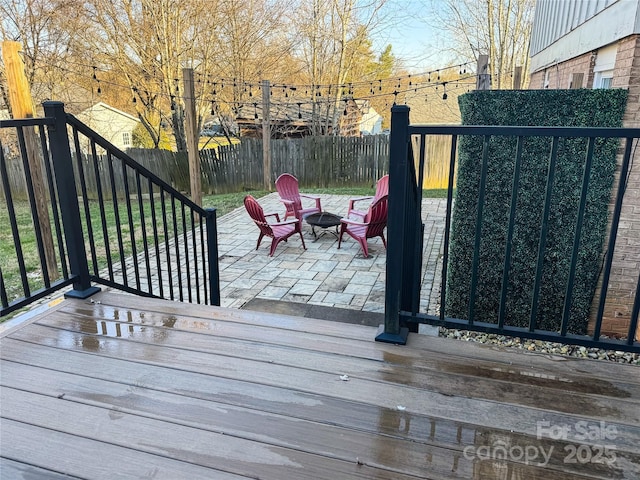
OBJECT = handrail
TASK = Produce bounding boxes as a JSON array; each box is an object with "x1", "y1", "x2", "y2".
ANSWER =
[
  {"x1": 381, "y1": 105, "x2": 639, "y2": 353},
  {"x1": 1, "y1": 101, "x2": 220, "y2": 317},
  {"x1": 408, "y1": 124, "x2": 640, "y2": 137},
  {"x1": 66, "y1": 115, "x2": 207, "y2": 215}
]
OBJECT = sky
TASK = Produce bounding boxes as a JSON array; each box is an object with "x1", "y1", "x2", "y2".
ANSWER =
[{"x1": 370, "y1": 0, "x2": 461, "y2": 74}]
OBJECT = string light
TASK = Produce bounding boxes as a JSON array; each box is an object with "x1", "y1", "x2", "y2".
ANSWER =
[{"x1": 34, "y1": 54, "x2": 477, "y2": 114}]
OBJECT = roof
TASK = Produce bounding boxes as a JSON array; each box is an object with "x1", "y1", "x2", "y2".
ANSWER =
[
  {"x1": 530, "y1": 0, "x2": 640, "y2": 72},
  {"x1": 79, "y1": 102, "x2": 140, "y2": 123}
]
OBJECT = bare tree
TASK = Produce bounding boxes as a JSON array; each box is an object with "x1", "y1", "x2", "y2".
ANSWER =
[
  {"x1": 427, "y1": 0, "x2": 534, "y2": 89},
  {"x1": 210, "y1": 0, "x2": 298, "y2": 128},
  {"x1": 294, "y1": 0, "x2": 390, "y2": 134},
  {"x1": 0, "y1": 0, "x2": 86, "y2": 113},
  {"x1": 76, "y1": 0, "x2": 226, "y2": 150}
]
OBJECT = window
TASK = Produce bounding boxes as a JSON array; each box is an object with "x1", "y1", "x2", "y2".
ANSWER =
[
  {"x1": 593, "y1": 44, "x2": 616, "y2": 89},
  {"x1": 122, "y1": 132, "x2": 131, "y2": 146},
  {"x1": 569, "y1": 73, "x2": 584, "y2": 89},
  {"x1": 594, "y1": 70, "x2": 614, "y2": 89},
  {"x1": 600, "y1": 76, "x2": 613, "y2": 89}
]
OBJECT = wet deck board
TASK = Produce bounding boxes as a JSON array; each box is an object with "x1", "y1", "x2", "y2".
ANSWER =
[{"x1": 1, "y1": 292, "x2": 639, "y2": 479}]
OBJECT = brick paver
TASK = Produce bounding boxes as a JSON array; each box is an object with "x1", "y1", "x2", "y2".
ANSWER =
[
  {"x1": 30, "y1": 193, "x2": 447, "y2": 317},
  {"x1": 217, "y1": 193, "x2": 446, "y2": 314}
]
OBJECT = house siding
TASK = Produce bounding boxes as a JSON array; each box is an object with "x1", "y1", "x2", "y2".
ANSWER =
[
  {"x1": 529, "y1": 50, "x2": 595, "y2": 89},
  {"x1": 530, "y1": 0, "x2": 640, "y2": 72},
  {"x1": 76, "y1": 103, "x2": 140, "y2": 151}
]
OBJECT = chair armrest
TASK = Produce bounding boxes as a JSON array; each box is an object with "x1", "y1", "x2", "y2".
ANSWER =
[
  {"x1": 348, "y1": 195, "x2": 373, "y2": 212},
  {"x1": 300, "y1": 193, "x2": 322, "y2": 210},
  {"x1": 264, "y1": 212, "x2": 281, "y2": 222},
  {"x1": 278, "y1": 198, "x2": 295, "y2": 205},
  {"x1": 340, "y1": 218, "x2": 367, "y2": 227},
  {"x1": 300, "y1": 193, "x2": 320, "y2": 200},
  {"x1": 272, "y1": 218, "x2": 299, "y2": 226},
  {"x1": 349, "y1": 195, "x2": 373, "y2": 203}
]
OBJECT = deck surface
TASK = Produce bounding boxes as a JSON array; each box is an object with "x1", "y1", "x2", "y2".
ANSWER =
[{"x1": 1, "y1": 292, "x2": 639, "y2": 479}]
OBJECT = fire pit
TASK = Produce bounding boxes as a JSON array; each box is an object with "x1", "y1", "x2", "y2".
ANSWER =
[{"x1": 305, "y1": 212, "x2": 342, "y2": 240}]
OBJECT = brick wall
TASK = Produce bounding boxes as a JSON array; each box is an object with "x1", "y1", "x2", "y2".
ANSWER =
[
  {"x1": 530, "y1": 37, "x2": 640, "y2": 340},
  {"x1": 597, "y1": 35, "x2": 640, "y2": 339},
  {"x1": 529, "y1": 51, "x2": 595, "y2": 90}
]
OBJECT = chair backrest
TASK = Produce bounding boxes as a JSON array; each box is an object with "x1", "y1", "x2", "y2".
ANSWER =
[
  {"x1": 275, "y1": 173, "x2": 302, "y2": 211},
  {"x1": 374, "y1": 175, "x2": 389, "y2": 201},
  {"x1": 364, "y1": 194, "x2": 388, "y2": 238},
  {"x1": 244, "y1": 195, "x2": 272, "y2": 236}
]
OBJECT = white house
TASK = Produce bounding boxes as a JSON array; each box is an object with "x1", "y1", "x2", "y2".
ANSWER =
[
  {"x1": 358, "y1": 104, "x2": 383, "y2": 135},
  {"x1": 76, "y1": 102, "x2": 140, "y2": 151}
]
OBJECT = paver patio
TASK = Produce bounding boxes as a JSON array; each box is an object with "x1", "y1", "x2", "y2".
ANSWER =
[{"x1": 216, "y1": 193, "x2": 446, "y2": 314}]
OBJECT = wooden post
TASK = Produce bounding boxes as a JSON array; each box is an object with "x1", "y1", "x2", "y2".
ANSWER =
[
  {"x1": 182, "y1": 67, "x2": 201, "y2": 206},
  {"x1": 476, "y1": 54, "x2": 491, "y2": 91},
  {"x1": 261, "y1": 80, "x2": 272, "y2": 191},
  {"x1": 513, "y1": 66, "x2": 523, "y2": 90},
  {"x1": 2, "y1": 40, "x2": 59, "y2": 280}
]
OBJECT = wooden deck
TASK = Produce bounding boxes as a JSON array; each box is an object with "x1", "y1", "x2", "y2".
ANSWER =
[{"x1": 1, "y1": 292, "x2": 639, "y2": 479}]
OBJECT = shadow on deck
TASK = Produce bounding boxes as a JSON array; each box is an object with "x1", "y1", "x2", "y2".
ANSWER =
[{"x1": 1, "y1": 292, "x2": 639, "y2": 479}]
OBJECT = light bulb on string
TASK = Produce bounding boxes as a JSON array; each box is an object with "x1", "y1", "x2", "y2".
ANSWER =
[{"x1": 442, "y1": 82, "x2": 448, "y2": 100}]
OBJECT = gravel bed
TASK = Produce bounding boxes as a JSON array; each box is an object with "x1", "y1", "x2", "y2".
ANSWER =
[{"x1": 439, "y1": 328, "x2": 640, "y2": 365}]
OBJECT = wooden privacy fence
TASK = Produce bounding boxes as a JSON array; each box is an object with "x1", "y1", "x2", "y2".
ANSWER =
[{"x1": 1, "y1": 134, "x2": 454, "y2": 198}]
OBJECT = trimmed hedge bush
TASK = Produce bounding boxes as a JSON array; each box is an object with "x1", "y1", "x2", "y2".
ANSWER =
[{"x1": 446, "y1": 89, "x2": 627, "y2": 333}]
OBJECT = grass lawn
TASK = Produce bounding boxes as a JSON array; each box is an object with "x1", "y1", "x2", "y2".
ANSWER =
[{"x1": 1, "y1": 187, "x2": 448, "y2": 319}]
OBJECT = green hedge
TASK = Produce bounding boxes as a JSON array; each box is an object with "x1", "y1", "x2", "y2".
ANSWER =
[{"x1": 445, "y1": 89, "x2": 627, "y2": 333}]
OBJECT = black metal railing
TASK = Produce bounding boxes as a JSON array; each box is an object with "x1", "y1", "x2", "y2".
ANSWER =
[
  {"x1": 381, "y1": 105, "x2": 640, "y2": 353},
  {"x1": 0, "y1": 101, "x2": 220, "y2": 317}
]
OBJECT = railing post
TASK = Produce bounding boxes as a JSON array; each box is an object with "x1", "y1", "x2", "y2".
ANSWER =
[
  {"x1": 205, "y1": 208, "x2": 221, "y2": 306},
  {"x1": 377, "y1": 105, "x2": 410, "y2": 344},
  {"x1": 43, "y1": 101, "x2": 100, "y2": 299}
]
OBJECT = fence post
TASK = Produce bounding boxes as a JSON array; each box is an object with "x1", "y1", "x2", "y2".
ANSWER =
[
  {"x1": 377, "y1": 105, "x2": 410, "y2": 345},
  {"x1": 43, "y1": 101, "x2": 100, "y2": 299},
  {"x1": 205, "y1": 208, "x2": 221, "y2": 306}
]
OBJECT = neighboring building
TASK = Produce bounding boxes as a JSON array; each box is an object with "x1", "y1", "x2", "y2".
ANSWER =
[
  {"x1": 76, "y1": 102, "x2": 140, "y2": 151},
  {"x1": 355, "y1": 101, "x2": 383, "y2": 135},
  {"x1": 236, "y1": 98, "x2": 381, "y2": 138},
  {"x1": 529, "y1": 0, "x2": 640, "y2": 339}
]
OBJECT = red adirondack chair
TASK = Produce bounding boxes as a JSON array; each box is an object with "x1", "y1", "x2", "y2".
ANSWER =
[
  {"x1": 338, "y1": 194, "x2": 388, "y2": 258},
  {"x1": 346, "y1": 174, "x2": 389, "y2": 220},
  {"x1": 244, "y1": 195, "x2": 306, "y2": 256},
  {"x1": 275, "y1": 173, "x2": 322, "y2": 221}
]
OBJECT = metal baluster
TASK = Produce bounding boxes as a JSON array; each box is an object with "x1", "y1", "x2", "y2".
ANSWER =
[
  {"x1": 529, "y1": 136, "x2": 560, "y2": 332},
  {"x1": 498, "y1": 136, "x2": 524, "y2": 329}
]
